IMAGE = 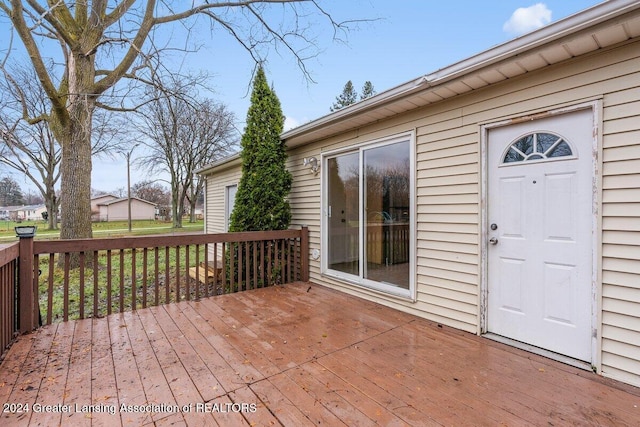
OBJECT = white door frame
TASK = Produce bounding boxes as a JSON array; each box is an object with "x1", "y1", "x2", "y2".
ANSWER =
[{"x1": 479, "y1": 101, "x2": 601, "y2": 370}]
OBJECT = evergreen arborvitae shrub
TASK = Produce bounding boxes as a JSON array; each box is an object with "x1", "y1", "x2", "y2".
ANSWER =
[
  {"x1": 227, "y1": 67, "x2": 292, "y2": 289},
  {"x1": 229, "y1": 66, "x2": 292, "y2": 232}
]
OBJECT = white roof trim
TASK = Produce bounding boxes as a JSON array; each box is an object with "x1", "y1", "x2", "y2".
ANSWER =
[{"x1": 197, "y1": 152, "x2": 241, "y2": 176}]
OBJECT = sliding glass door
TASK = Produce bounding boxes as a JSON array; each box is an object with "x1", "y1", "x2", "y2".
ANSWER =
[
  {"x1": 324, "y1": 135, "x2": 413, "y2": 297},
  {"x1": 327, "y1": 153, "x2": 360, "y2": 276},
  {"x1": 363, "y1": 141, "x2": 411, "y2": 289}
]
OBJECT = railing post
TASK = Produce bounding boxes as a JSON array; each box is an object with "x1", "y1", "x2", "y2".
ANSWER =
[
  {"x1": 300, "y1": 226, "x2": 309, "y2": 282},
  {"x1": 17, "y1": 227, "x2": 39, "y2": 333}
]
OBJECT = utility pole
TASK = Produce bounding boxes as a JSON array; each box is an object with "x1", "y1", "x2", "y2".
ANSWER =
[
  {"x1": 124, "y1": 144, "x2": 139, "y2": 232},
  {"x1": 127, "y1": 149, "x2": 132, "y2": 232}
]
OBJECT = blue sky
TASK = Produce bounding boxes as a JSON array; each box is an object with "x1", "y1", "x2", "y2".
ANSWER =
[
  {"x1": 1, "y1": 1, "x2": 602, "y2": 194},
  {"x1": 200, "y1": 0, "x2": 601, "y2": 131}
]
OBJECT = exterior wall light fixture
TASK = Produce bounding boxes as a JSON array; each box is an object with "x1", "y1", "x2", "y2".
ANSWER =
[{"x1": 303, "y1": 157, "x2": 320, "y2": 175}]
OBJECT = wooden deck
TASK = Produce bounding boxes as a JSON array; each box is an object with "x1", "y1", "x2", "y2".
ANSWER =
[{"x1": 1, "y1": 283, "x2": 639, "y2": 426}]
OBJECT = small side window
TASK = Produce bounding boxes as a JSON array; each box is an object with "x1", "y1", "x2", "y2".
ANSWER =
[{"x1": 225, "y1": 184, "x2": 237, "y2": 231}]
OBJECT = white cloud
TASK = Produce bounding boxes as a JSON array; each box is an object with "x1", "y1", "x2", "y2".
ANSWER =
[
  {"x1": 284, "y1": 115, "x2": 303, "y2": 131},
  {"x1": 503, "y1": 3, "x2": 552, "y2": 36}
]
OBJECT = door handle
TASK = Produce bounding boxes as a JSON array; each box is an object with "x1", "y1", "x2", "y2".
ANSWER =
[{"x1": 489, "y1": 237, "x2": 498, "y2": 245}]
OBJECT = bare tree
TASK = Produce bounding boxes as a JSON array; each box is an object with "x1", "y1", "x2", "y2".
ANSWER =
[
  {"x1": 137, "y1": 79, "x2": 237, "y2": 228},
  {"x1": 0, "y1": 124, "x2": 60, "y2": 228},
  {"x1": 0, "y1": 63, "x2": 128, "y2": 229},
  {"x1": 0, "y1": 1, "x2": 352, "y2": 243},
  {"x1": 131, "y1": 180, "x2": 170, "y2": 206},
  {"x1": 131, "y1": 180, "x2": 171, "y2": 220},
  {"x1": 185, "y1": 100, "x2": 237, "y2": 223},
  {"x1": 23, "y1": 190, "x2": 45, "y2": 206}
]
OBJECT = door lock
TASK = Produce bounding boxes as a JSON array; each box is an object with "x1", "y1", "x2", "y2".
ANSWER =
[{"x1": 489, "y1": 237, "x2": 498, "y2": 245}]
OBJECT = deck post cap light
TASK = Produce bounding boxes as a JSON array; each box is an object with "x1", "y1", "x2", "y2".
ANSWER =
[{"x1": 15, "y1": 225, "x2": 37, "y2": 238}]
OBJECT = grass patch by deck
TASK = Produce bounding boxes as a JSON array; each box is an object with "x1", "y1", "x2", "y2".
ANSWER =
[{"x1": 37, "y1": 244, "x2": 215, "y2": 322}]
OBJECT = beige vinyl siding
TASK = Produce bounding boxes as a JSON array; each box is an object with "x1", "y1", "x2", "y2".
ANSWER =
[
  {"x1": 97, "y1": 199, "x2": 155, "y2": 221},
  {"x1": 287, "y1": 150, "x2": 322, "y2": 279},
  {"x1": 114, "y1": 199, "x2": 155, "y2": 221},
  {"x1": 415, "y1": 120, "x2": 479, "y2": 332},
  {"x1": 600, "y1": 76, "x2": 640, "y2": 386}
]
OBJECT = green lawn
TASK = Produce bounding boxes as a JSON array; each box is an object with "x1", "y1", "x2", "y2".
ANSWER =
[
  {"x1": 0, "y1": 219, "x2": 204, "y2": 241},
  {"x1": 37, "y1": 243, "x2": 212, "y2": 322}
]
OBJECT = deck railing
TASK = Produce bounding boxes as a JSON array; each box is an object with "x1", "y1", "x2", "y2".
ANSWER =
[
  {"x1": 10, "y1": 227, "x2": 308, "y2": 332},
  {"x1": 0, "y1": 243, "x2": 19, "y2": 358}
]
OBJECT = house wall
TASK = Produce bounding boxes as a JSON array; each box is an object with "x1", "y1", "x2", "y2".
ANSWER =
[
  {"x1": 204, "y1": 163, "x2": 242, "y2": 234},
  {"x1": 98, "y1": 205, "x2": 109, "y2": 221},
  {"x1": 8, "y1": 206, "x2": 46, "y2": 221},
  {"x1": 204, "y1": 163, "x2": 242, "y2": 261},
  {"x1": 204, "y1": 38, "x2": 640, "y2": 387},
  {"x1": 99, "y1": 200, "x2": 156, "y2": 221},
  {"x1": 25, "y1": 207, "x2": 47, "y2": 221}
]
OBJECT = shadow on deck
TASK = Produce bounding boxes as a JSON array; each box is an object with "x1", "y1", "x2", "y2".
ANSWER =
[{"x1": 1, "y1": 282, "x2": 639, "y2": 426}]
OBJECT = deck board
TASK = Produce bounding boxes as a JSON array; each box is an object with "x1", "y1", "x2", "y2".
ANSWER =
[
  {"x1": 5, "y1": 323, "x2": 59, "y2": 426},
  {"x1": 63, "y1": 318, "x2": 93, "y2": 427},
  {"x1": 1, "y1": 282, "x2": 639, "y2": 426},
  {"x1": 162, "y1": 303, "x2": 226, "y2": 402},
  {"x1": 0, "y1": 335, "x2": 34, "y2": 406},
  {"x1": 123, "y1": 308, "x2": 177, "y2": 425},
  {"x1": 89, "y1": 317, "x2": 119, "y2": 427},
  {"x1": 108, "y1": 312, "x2": 151, "y2": 426},
  {"x1": 28, "y1": 321, "x2": 74, "y2": 427}
]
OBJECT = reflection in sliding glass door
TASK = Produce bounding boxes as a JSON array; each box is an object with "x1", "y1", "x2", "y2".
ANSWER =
[
  {"x1": 327, "y1": 153, "x2": 360, "y2": 276},
  {"x1": 363, "y1": 141, "x2": 410, "y2": 290}
]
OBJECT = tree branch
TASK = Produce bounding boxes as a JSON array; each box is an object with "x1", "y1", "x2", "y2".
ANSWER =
[
  {"x1": 6, "y1": 1, "x2": 65, "y2": 114},
  {"x1": 92, "y1": 0, "x2": 156, "y2": 94}
]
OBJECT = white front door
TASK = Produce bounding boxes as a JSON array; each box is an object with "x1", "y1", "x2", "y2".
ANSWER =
[{"x1": 487, "y1": 109, "x2": 594, "y2": 362}]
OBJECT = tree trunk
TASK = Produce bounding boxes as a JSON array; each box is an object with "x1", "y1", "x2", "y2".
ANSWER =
[
  {"x1": 172, "y1": 187, "x2": 182, "y2": 228},
  {"x1": 45, "y1": 195, "x2": 58, "y2": 230},
  {"x1": 58, "y1": 53, "x2": 95, "y2": 241},
  {"x1": 43, "y1": 173, "x2": 58, "y2": 230},
  {"x1": 55, "y1": 54, "x2": 95, "y2": 268},
  {"x1": 56, "y1": 106, "x2": 93, "y2": 267},
  {"x1": 189, "y1": 200, "x2": 196, "y2": 223},
  {"x1": 59, "y1": 104, "x2": 94, "y2": 240}
]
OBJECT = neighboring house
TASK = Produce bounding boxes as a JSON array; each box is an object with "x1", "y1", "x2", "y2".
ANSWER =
[
  {"x1": 0, "y1": 205, "x2": 46, "y2": 221},
  {"x1": 0, "y1": 206, "x2": 12, "y2": 220},
  {"x1": 95, "y1": 197, "x2": 157, "y2": 222},
  {"x1": 199, "y1": 1, "x2": 640, "y2": 388},
  {"x1": 18, "y1": 205, "x2": 47, "y2": 221},
  {"x1": 91, "y1": 194, "x2": 118, "y2": 214}
]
